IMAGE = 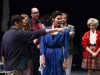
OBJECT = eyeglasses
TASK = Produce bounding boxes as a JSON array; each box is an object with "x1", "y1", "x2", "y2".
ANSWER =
[{"x1": 32, "y1": 12, "x2": 39, "y2": 14}]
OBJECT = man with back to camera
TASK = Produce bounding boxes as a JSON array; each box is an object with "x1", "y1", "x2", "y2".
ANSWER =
[{"x1": 1, "y1": 15, "x2": 65, "y2": 75}]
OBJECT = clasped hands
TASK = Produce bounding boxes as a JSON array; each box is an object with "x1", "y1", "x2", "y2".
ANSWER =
[
  {"x1": 91, "y1": 51, "x2": 98, "y2": 57},
  {"x1": 89, "y1": 46, "x2": 98, "y2": 57}
]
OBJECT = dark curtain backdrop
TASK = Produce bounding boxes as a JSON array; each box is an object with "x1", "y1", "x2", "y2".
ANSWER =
[
  {"x1": 0, "y1": 0, "x2": 100, "y2": 49},
  {"x1": 0, "y1": 0, "x2": 100, "y2": 70},
  {"x1": 1, "y1": 0, "x2": 99, "y2": 46},
  {"x1": 0, "y1": 0, "x2": 3, "y2": 43}
]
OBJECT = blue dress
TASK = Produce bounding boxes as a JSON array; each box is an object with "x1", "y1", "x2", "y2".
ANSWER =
[{"x1": 40, "y1": 26, "x2": 69, "y2": 75}]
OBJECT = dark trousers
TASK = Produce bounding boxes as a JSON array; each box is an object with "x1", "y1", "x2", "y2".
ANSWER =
[{"x1": 31, "y1": 46, "x2": 40, "y2": 75}]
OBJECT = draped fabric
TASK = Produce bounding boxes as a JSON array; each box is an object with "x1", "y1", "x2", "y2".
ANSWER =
[
  {"x1": 40, "y1": 26, "x2": 69, "y2": 75},
  {"x1": 1, "y1": 0, "x2": 9, "y2": 32}
]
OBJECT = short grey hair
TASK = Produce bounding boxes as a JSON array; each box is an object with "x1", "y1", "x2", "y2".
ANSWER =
[{"x1": 87, "y1": 18, "x2": 99, "y2": 27}]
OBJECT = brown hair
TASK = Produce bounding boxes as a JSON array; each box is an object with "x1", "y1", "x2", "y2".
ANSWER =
[
  {"x1": 40, "y1": 14, "x2": 52, "y2": 27},
  {"x1": 51, "y1": 11, "x2": 62, "y2": 18},
  {"x1": 21, "y1": 14, "x2": 31, "y2": 31},
  {"x1": 11, "y1": 15, "x2": 24, "y2": 26}
]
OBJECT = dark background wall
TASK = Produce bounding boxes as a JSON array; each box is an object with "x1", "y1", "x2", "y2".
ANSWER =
[
  {"x1": 1, "y1": 0, "x2": 100, "y2": 45},
  {"x1": 0, "y1": 0, "x2": 100, "y2": 70},
  {"x1": 0, "y1": 0, "x2": 3, "y2": 43}
]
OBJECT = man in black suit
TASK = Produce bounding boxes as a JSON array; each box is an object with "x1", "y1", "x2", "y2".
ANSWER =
[{"x1": 28, "y1": 7, "x2": 43, "y2": 75}]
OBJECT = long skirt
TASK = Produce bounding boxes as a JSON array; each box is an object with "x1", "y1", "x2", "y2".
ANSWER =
[{"x1": 43, "y1": 48, "x2": 66, "y2": 75}]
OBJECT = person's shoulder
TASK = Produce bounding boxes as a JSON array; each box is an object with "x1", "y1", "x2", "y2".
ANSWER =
[
  {"x1": 96, "y1": 30, "x2": 100, "y2": 34},
  {"x1": 96, "y1": 30, "x2": 100, "y2": 32},
  {"x1": 44, "y1": 26, "x2": 52, "y2": 29},
  {"x1": 84, "y1": 31, "x2": 90, "y2": 35},
  {"x1": 28, "y1": 18, "x2": 32, "y2": 22},
  {"x1": 68, "y1": 24, "x2": 74, "y2": 27},
  {"x1": 18, "y1": 29, "x2": 28, "y2": 33},
  {"x1": 29, "y1": 18, "x2": 32, "y2": 20},
  {"x1": 3, "y1": 30, "x2": 9, "y2": 36}
]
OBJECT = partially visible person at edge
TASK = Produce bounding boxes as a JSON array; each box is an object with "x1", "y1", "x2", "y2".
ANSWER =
[
  {"x1": 40, "y1": 11, "x2": 69, "y2": 75},
  {"x1": 0, "y1": 15, "x2": 67, "y2": 75},
  {"x1": 61, "y1": 13, "x2": 75, "y2": 75},
  {"x1": 21, "y1": 14, "x2": 32, "y2": 75},
  {"x1": 81, "y1": 18, "x2": 100, "y2": 75},
  {"x1": 38, "y1": 14, "x2": 52, "y2": 75},
  {"x1": 40, "y1": 14, "x2": 52, "y2": 28},
  {"x1": 28, "y1": 7, "x2": 43, "y2": 75}
]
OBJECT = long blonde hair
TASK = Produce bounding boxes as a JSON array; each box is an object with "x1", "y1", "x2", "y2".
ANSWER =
[{"x1": 21, "y1": 14, "x2": 31, "y2": 31}]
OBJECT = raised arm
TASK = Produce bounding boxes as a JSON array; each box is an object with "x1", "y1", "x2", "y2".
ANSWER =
[{"x1": 20, "y1": 28, "x2": 65, "y2": 41}]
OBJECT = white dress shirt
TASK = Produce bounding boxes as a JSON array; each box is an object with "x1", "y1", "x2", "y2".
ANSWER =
[{"x1": 90, "y1": 30, "x2": 97, "y2": 44}]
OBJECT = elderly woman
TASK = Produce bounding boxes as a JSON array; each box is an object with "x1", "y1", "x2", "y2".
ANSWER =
[{"x1": 82, "y1": 18, "x2": 100, "y2": 75}]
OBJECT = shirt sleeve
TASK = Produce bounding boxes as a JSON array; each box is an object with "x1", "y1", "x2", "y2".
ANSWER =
[
  {"x1": 69, "y1": 25, "x2": 75, "y2": 40},
  {"x1": 82, "y1": 32, "x2": 88, "y2": 49},
  {"x1": 40, "y1": 35, "x2": 46, "y2": 55},
  {"x1": 18, "y1": 29, "x2": 46, "y2": 41},
  {"x1": 63, "y1": 29, "x2": 70, "y2": 58}
]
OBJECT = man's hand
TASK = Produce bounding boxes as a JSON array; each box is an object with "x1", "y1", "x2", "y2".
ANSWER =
[
  {"x1": 33, "y1": 39, "x2": 38, "y2": 44},
  {"x1": 37, "y1": 44, "x2": 40, "y2": 49},
  {"x1": 55, "y1": 28, "x2": 64, "y2": 33},
  {"x1": 69, "y1": 32, "x2": 73, "y2": 35}
]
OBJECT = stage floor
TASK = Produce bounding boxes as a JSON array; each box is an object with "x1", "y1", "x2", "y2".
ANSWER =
[
  {"x1": 0, "y1": 71, "x2": 97, "y2": 75},
  {"x1": 71, "y1": 66, "x2": 98, "y2": 75},
  {"x1": 71, "y1": 70, "x2": 96, "y2": 75}
]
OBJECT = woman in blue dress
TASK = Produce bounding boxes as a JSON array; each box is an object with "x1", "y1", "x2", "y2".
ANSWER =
[{"x1": 40, "y1": 11, "x2": 69, "y2": 75}]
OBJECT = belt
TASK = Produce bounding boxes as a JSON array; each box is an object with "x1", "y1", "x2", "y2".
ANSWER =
[
  {"x1": 46, "y1": 45, "x2": 61, "y2": 48},
  {"x1": 89, "y1": 43, "x2": 96, "y2": 46}
]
